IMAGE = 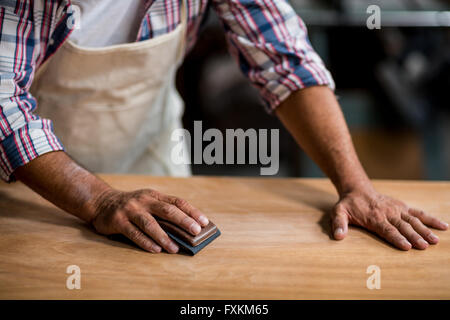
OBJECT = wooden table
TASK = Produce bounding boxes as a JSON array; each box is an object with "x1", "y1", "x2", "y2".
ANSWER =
[{"x1": 0, "y1": 175, "x2": 449, "y2": 299}]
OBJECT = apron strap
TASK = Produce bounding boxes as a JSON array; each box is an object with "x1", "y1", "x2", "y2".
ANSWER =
[{"x1": 177, "y1": 0, "x2": 189, "y2": 61}]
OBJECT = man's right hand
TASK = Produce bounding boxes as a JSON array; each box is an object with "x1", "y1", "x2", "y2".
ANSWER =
[
  {"x1": 91, "y1": 188, "x2": 209, "y2": 253},
  {"x1": 14, "y1": 151, "x2": 209, "y2": 254}
]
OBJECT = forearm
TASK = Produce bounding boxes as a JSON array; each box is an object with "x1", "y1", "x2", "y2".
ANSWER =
[
  {"x1": 14, "y1": 151, "x2": 112, "y2": 223},
  {"x1": 275, "y1": 86, "x2": 373, "y2": 197}
]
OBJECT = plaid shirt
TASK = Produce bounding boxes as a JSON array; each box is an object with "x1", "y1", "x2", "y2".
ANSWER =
[{"x1": 0, "y1": 0, "x2": 334, "y2": 182}]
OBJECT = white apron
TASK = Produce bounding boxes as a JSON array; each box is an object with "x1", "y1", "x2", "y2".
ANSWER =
[{"x1": 30, "y1": 0, "x2": 191, "y2": 176}]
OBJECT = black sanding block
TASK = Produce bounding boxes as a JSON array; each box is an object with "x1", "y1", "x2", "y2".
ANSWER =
[{"x1": 156, "y1": 218, "x2": 221, "y2": 255}]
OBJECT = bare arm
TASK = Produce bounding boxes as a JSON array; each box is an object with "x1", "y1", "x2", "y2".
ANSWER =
[
  {"x1": 276, "y1": 86, "x2": 448, "y2": 250},
  {"x1": 15, "y1": 151, "x2": 109, "y2": 223},
  {"x1": 276, "y1": 86, "x2": 371, "y2": 196},
  {"x1": 14, "y1": 151, "x2": 209, "y2": 253}
]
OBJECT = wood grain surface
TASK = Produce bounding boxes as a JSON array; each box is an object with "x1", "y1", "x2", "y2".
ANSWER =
[{"x1": 0, "y1": 175, "x2": 449, "y2": 299}]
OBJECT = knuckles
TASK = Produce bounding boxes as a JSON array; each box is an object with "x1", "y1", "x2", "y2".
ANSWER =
[
  {"x1": 366, "y1": 210, "x2": 387, "y2": 226},
  {"x1": 157, "y1": 203, "x2": 178, "y2": 219},
  {"x1": 139, "y1": 189, "x2": 160, "y2": 200},
  {"x1": 414, "y1": 210, "x2": 426, "y2": 219},
  {"x1": 123, "y1": 199, "x2": 141, "y2": 213},
  {"x1": 127, "y1": 228, "x2": 142, "y2": 241},
  {"x1": 334, "y1": 203, "x2": 346, "y2": 214},
  {"x1": 172, "y1": 197, "x2": 188, "y2": 209},
  {"x1": 378, "y1": 222, "x2": 395, "y2": 235},
  {"x1": 94, "y1": 189, "x2": 194, "y2": 236},
  {"x1": 140, "y1": 215, "x2": 158, "y2": 231}
]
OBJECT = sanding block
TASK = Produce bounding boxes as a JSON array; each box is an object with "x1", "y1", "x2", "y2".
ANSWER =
[{"x1": 156, "y1": 218, "x2": 221, "y2": 255}]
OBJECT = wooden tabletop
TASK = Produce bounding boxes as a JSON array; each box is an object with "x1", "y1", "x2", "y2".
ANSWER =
[{"x1": 0, "y1": 175, "x2": 449, "y2": 299}]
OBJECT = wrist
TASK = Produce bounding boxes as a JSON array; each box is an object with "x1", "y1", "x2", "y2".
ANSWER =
[
  {"x1": 81, "y1": 183, "x2": 116, "y2": 225},
  {"x1": 335, "y1": 174, "x2": 375, "y2": 199}
]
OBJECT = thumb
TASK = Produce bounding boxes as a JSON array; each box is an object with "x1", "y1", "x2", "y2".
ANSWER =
[{"x1": 332, "y1": 204, "x2": 349, "y2": 240}]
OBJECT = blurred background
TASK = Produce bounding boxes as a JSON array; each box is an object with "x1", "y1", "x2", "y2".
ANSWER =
[{"x1": 176, "y1": 0, "x2": 450, "y2": 180}]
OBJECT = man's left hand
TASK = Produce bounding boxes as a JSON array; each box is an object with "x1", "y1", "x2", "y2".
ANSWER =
[{"x1": 332, "y1": 189, "x2": 449, "y2": 250}]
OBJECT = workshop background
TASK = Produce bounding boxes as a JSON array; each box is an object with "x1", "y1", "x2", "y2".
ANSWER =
[{"x1": 176, "y1": 0, "x2": 450, "y2": 180}]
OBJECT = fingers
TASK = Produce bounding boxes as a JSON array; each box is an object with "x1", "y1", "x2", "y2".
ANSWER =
[
  {"x1": 389, "y1": 217, "x2": 429, "y2": 250},
  {"x1": 148, "y1": 200, "x2": 202, "y2": 236},
  {"x1": 128, "y1": 211, "x2": 179, "y2": 254},
  {"x1": 120, "y1": 221, "x2": 162, "y2": 253},
  {"x1": 409, "y1": 208, "x2": 449, "y2": 230},
  {"x1": 94, "y1": 189, "x2": 211, "y2": 254},
  {"x1": 331, "y1": 205, "x2": 349, "y2": 240},
  {"x1": 139, "y1": 190, "x2": 206, "y2": 235},
  {"x1": 162, "y1": 195, "x2": 209, "y2": 227},
  {"x1": 401, "y1": 213, "x2": 440, "y2": 245},
  {"x1": 373, "y1": 221, "x2": 412, "y2": 251}
]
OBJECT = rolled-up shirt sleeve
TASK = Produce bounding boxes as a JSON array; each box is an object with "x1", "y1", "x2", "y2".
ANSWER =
[
  {"x1": 211, "y1": 0, "x2": 335, "y2": 111},
  {"x1": 0, "y1": 1, "x2": 72, "y2": 182}
]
